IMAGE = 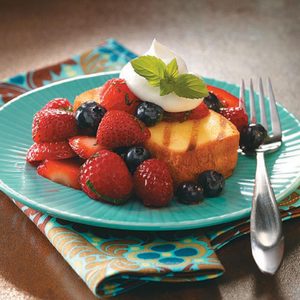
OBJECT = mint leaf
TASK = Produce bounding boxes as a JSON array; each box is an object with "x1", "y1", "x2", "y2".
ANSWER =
[
  {"x1": 131, "y1": 55, "x2": 208, "y2": 99},
  {"x1": 160, "y1": 78, "x2": 176, "y2": 96},
  {"x1": 174, "y1": 74, "x2": 209, "y2": 99},
  {"x1": 166, "y1": 58, "x2": 179, "y2": 78},
  {"x1": 131, "y1": 55, "x2": 165, "y2": 87}
]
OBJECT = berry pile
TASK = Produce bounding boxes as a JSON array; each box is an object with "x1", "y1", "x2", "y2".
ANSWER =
[
  {"x1": 26, "y1": 78, "x2": 242, "y2": 208},
  {"x1": 26, "y1": 80, "x2": 174, "y2": 207}
]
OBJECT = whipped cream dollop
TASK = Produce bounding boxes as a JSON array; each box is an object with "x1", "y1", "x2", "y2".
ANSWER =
[{"x1": 120, "y1": 39, "x2": 204, "y2": 112}]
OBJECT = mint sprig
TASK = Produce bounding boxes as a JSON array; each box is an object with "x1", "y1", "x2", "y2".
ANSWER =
[
  {"x1": 131, "y1": 55, "x2": 208, "y2": 99},
  {"x1": 130, "y1": 55, "x2": 165, "y2": 87}
]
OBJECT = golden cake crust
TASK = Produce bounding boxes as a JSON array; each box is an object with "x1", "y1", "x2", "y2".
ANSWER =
[
  {"x1": 145, "y1": 111, "x2": 240, "y2": 185},
  {"x1": 73, "y1": 87, "x2": 102, "y2": 111}
]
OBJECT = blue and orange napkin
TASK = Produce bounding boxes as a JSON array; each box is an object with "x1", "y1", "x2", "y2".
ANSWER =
[{"x1": 1, "y1": 39, "x2": 299, "y2": 297}]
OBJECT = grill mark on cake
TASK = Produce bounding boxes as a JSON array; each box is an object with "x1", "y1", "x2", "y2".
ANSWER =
[
  {"x1": 217, "y1": 117, "x2": 227, "y2": 140},
  {"x1": 187, "y1": 120, "x2": 201, "y2": 151},
  {"x1": 163, "y1": 123, "x2": 172, "y2": 147}
]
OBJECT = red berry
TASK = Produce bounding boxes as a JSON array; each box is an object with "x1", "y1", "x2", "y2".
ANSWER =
[
  {"x1": 32, "y1": 109, "x2": 78, "y2": 143},
  {"x1": 207, "y1": 85, "x2": 239, "y2": 108},
  {"x1": 220, "y1": 107, "x2": 248, "y2": 131},
  {"x1": 163, "y1": 102, "x2": 209, "y2": 123},
  {"x1": 69, "y1": 136, "x2": 104, "y2": 159},
  {"x1": 37, "y1": 158, "x2": 82, "y2": 189},
  {"x1": 80, "y1": 150, "x2": 133, "y2": 204},
  {"x1": 96, "y1": 110, "x2": 150, "y2": 149},
  {"x1": 134, "y1": 159, "x2": 174, "y2": 207},
  {"x1": 189, "y1": 102, "x2": 210, "y2": 120},
  {"x1": 100, "y1": 78, "x2": 141, "y2": 114},
  {"x1": 42, "y1": 98, "x2": 72, "y2": 111},
  {"x1": 26, "y1": 141, "x2": 76, "y2": 163}
]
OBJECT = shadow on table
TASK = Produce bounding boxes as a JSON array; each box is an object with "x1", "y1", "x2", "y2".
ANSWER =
[{"x1": 0, "y1": 193, "x2": 97, "y2": 300}]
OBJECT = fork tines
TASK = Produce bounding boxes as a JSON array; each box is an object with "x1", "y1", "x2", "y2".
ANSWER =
[{"x1": 240, "y1": 78, "x2": 282, "y2": 140}]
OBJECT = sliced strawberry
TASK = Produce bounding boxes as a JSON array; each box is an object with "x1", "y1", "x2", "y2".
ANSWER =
[
  {"x1": 163, "y1": 102, "x2": 210, "y2": 122},
  {"x1": 42, "y1": 98, "x2": 72, "y2": 111},
  {"x1": 26, "y1": 141, "x2": 76, "y2": 163},
  {"x1": 32, "y1": 109, "x2": 78, "y2": 143},
  {"x1": 69, "y1": 136, "x2": 103, "y2": 159},
  {"x1": 220, "y1": 107, "x2": 248, "y2": 131},
  {"x1": 96, "y1": 110, "x2": 150, "y2": 149},
  {"x1": 207, "y1": 85, "x2": 239, "y2": 108},
  {"x1": 37, "y1": 158, "x2": 82, "y2": 189},
  {"x1": 100, "y1": 78, "x2": 141, "y2": 114}
]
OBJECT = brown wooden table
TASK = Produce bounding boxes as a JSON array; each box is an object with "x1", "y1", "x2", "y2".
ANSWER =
[{"x1": 1, "y1": 1, "x2": 299, "y2": 299}]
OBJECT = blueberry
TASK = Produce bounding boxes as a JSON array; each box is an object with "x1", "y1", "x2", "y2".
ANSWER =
[
  {"x1": 240, "y1": 123, "x2": 268, "y2": 154},
  {"x1": 198, "y1": 171, "x2": 225, "y2": 197},
  {"x1": 176, "y1": 182, "x2": 204, "y2": 204},
  {"x1": 114, "y1": 147, "x2": 130, "y2": 160},
  {"x1": 203, "y1": 92, "x2": 222, "y2": 112},
  {"x1": 136, "y1": 102, "x2": 164, "y2": 126},
  {"x1": 125, "y1": 146, "x2": 151, "y2": 173},
  {"x1": 75, "y1": 101, "x2": 106, "y2": 135}
]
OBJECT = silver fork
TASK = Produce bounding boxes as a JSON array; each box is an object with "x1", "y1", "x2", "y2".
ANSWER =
[{"x1": 240, "y1": 78, "x2": 284, "y2": 274}]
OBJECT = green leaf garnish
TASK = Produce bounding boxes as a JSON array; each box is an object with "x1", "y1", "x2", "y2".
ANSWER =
[
  {"x1": 131, "y1": 55, "x2": 165, "y2": 87},
  {"x1": 131, "y1": 55, "x2": 208, "y2": 99},
  {"x1": 174, "y1": 74, "x2": 209, "y2": 99},
  {"x1": 159, "y1": 78, "x2": 176, "y2": 96},
  {"x1": 166, "y1": 58, "x2": 179, "y2": 78}
]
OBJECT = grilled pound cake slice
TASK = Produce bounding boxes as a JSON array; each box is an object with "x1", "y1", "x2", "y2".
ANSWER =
[
  {"x1": 73, "y1": 87, "x2": 102, "y2": 111},
  {"x1": 145, "y1": 110, "x2": 239, "y2": 185}
]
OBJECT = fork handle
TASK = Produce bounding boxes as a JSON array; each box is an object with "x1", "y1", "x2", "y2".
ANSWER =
[{"x1": 250, "y1": 151, "x2": 284, "y2": 274}]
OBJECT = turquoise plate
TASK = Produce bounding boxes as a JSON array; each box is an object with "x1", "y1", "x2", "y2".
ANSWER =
[{"x1": 0, "y1": 72, "x2": 300, "y2": 231}]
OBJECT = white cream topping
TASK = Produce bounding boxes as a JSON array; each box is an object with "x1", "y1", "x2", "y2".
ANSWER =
[{"x1": 120, "y1": 39, "x2": 203, "y2": 113}]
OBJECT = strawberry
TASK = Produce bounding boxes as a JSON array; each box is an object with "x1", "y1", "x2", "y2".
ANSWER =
[
  {"x1": 220, "y1": 107, "x2": 248, "y2": 131},
  {"x1": 100, "y1": 78, "x2": 141, "y2": 114},
  {"x1": 134, "y1": 159, "x2": 174, "y2": 207},
  {"x1": 26, "y1": 141, "x2": 76, "y2": 163},
  {"x1": 37, "y1": 158, "x2": 82, "y2": 189},
  {"x1": 96, "y1": 110, "x2": 150, "y2": 149},
  {"x1": 32, "y1": 109, "x2": 78, "y2": 143},
  {"x1": 189, "y1": 102, "x2": 210, "y2": 120},
  {"x1": 42, "y1": 98, "x2": 72, "y2": 111},
  {"x1": 69, "y1": 136, "x2": 103, "y2": 159},
  {"x1": 80, "y1": 150, "x2": 133, "y2": 204},
  {"x1": 207, "y1": 85, "x2": 239, "y2": 108},
  {"x1": 163, "y1": 102, "x2": 209, "y2": 122}
]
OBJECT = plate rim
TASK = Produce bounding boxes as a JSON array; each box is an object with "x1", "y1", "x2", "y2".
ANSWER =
[{"x1": 0, "y1": 71, "x2": 300, "y2": 230}]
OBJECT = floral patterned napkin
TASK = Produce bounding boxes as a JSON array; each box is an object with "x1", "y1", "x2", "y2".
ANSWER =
[{"x1": 1, "y1": 39, "x2": 299, "y2": 298}]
